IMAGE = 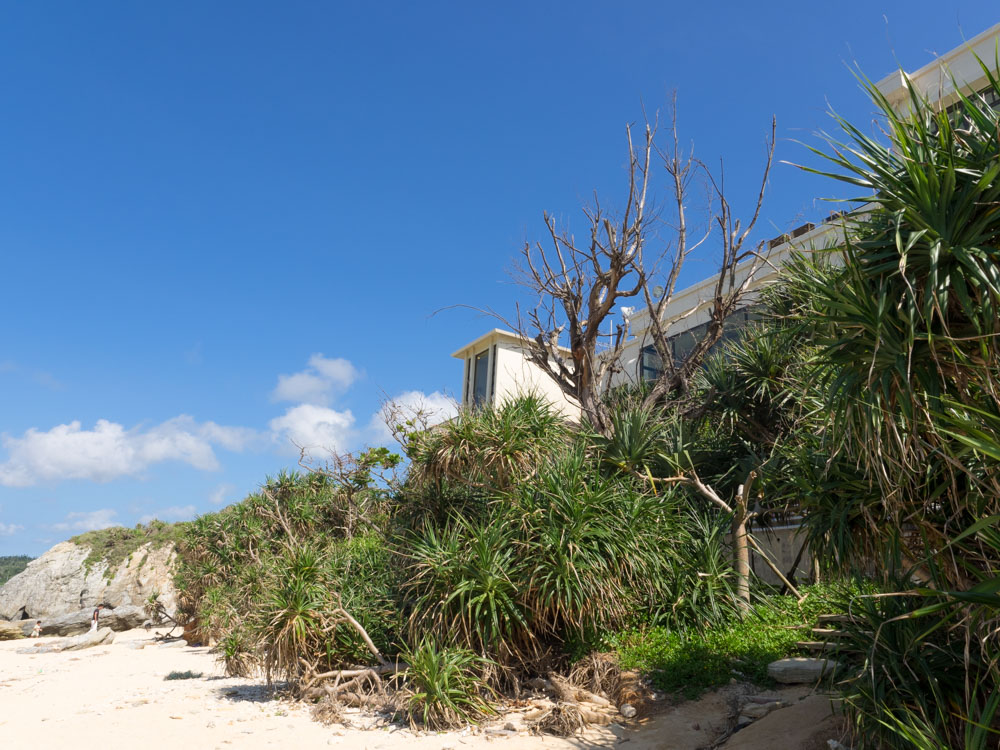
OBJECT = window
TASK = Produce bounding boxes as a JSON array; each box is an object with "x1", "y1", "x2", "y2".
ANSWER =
[
  {"x1": 472, "y1": 350, "x2": 490, "y2": 406},
  {"x1": 640, "y1": 346, "x2": 662, "y2": 382}
]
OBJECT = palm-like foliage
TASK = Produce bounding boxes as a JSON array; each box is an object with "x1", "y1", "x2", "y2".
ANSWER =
[
  {"x1": 405, "y1": 440, "x2": 692, "y2": 675},
  {"x1": 786, "y1": 56, "x2": 1000, "y2": 747},
  {"x1": 792, "y1": 62, "x2": 1000, "y2": 580},
  {"x1": 402, "y1": 639, "x2": 496, "y2": 729},
  {"x1": 406, "y1": 394, "x2": 569, "y2": 494}
]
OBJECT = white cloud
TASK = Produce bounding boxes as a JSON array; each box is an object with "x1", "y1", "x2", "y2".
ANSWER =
[
  {"x1": 369, "y1": 390, "x2": 459, "y2": 443},
  {"x1": 0, "y1": 416, "x2": 261, "y2": 487},
  {"x1": 269, "y1": 404, "x2": 356, "y2": 457},
  {"x1": 271, "y1": 355, "x2": 361, "y2": 406},
  {"x1": 0, "y1": 522, "x2": 23, "y2": 536},
  {"x1": 52, "y1": 509, "x2": 118, "y2": 532},
  {"x1": 209, "y1": 483, "x2": 236, "y2": 506},
  {"x1": 139, "y1": 505, "x2": 197, "y2": 524}
]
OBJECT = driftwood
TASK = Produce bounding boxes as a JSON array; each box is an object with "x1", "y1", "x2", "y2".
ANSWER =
[{"x1": 523, "y1": 671, "x2": 626, "y2": 735}]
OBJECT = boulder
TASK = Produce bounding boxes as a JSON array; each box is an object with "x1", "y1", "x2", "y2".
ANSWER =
[
  {"x1": 0, "y1": 620, "x2": 24, "y2": 640},
  {"x1": 767, "y1": 657, "x2": 839, "y2": 684},
  {"x1": 20, "y1": 605, "x2": 147, "y2": 637},
  {"x1": 17, "y1": 626, "x2": 115, "y2": 654},
  {"x1": 740, "y1": 700, "x2": 783, "y2": 719},
  {"x1": 0, "y1": 540, "x2": 178, "y2": 621}
]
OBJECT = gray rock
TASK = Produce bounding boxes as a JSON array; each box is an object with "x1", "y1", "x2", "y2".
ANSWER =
[
  {"x1": 20, "y1": 604, "x2": 147, "y2": 636},
  {"x1": 17, "y1": 626, "x2": 115, "y2": 653},
  {"x1": 0, "y1": 540, "x2": 178, "y2": 621},
  {"x1": 767, "y1": 657, "x2": 839, "y2": 684},
  {"x1": 740, "y1": 700, "x2": 782, "y2": 719},
  {"x1": 0, "y1": 620, "x2": 25, "y2": 640}
]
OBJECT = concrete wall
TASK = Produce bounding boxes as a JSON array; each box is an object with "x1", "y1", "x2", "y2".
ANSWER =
[
  {"x1": 493, "y1": 342, "x2": 581, "y2": 420},
  {"x1": 747, "y1": 524, "x2": 813, "y2": 588}
]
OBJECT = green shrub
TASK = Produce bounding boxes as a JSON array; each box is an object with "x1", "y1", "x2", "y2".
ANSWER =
[
  {"x1": 402, "y1": 639, "x2": 496, "y2": 729},
  {"x1": 175, "y1": 468, "x2": 403, "y2": 683},
  {"x1": 73, "y1": 520, "x2": 187, "y2": 579},
  {"x1": 609, "y1": 583, "x2": 857, "y2": 698},
  {"x1": 404, "y1": 442, "x2": 687, "y2": 675}
]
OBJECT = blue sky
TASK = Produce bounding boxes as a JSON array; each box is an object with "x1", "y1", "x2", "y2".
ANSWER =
[{"x1": 1, "y1": 2, "x2": 997, "y2": 555}]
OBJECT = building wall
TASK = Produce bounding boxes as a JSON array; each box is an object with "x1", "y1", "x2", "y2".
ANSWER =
[
  {"x1": 493, "y1": 342, "x2": 581, "y2": 419},
  {"x1": 454, "y1": 331, "x2": 581, "y2": 420},
  {"x1": 745, "y1": 525, "x2": 814, "y2": 587},
  {"x1": 608, "y1": 216, "x2": 850, "y2": 388}
]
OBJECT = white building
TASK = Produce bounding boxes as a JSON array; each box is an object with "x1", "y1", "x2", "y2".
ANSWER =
[
  {"x1": 455, "y1": 23, "x2": 1000, "y2": 411},
  {"x1": 451, "y1": 329, "x2": 580, "y2": 419}
]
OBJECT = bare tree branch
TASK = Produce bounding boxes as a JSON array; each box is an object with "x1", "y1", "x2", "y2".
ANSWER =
[{"x1": 503, "y1": 97, "x2": 775, "y2": 434}]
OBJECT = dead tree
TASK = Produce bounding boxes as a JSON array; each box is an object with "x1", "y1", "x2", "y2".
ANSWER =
[{"x1": 510, "y1": 98, "x2": 775, "y2": 435}]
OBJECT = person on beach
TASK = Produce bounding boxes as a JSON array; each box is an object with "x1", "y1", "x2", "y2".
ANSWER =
[
  {"x1": 30, "y1": 620, "x2": 42, "y2": 638},
  {"x1": 90, "y1": 604, "x2": 104, "y2": 631}
]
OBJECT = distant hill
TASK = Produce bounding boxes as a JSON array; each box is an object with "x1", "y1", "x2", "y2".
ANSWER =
[{"x1": 0, "y1": 556, "x2": 32, "y2": 586}]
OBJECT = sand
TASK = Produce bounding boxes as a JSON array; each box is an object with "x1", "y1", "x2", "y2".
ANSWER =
[{"x1": 0, "y1": 628, "x2": 844, "y2": 749}]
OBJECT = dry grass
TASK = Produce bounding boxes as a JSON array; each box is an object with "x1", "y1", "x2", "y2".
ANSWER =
[
  {"x1": 311, "y1": 696, "x2": 349, "y2": 726},
  {"x1": 568, "y1": 652, "x2": 646, "y2": 713}
]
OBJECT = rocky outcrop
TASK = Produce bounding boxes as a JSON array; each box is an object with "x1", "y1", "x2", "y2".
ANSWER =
[
  {"x1": 767, "y1": 657, "x2": 839, "y2": 684},
  {"x1": 0, "y1": 621, "x2": 24, "y2": 640},
  {"x1": 0, "y1": 541, "x2": 178, "y2": 622},
  {"x1": 18, "y1": 604, "x2": 147, "y2": 636},
  {"x1": 17, "y1": 626, "x2": 116, "y2": 653}
]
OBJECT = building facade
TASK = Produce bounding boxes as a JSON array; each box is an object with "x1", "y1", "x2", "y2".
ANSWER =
[{"x1": 455, "y1": 24, "x2": 1000, "y2": 407}]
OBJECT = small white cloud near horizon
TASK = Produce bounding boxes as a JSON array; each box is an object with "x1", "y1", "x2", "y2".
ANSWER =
[
  {"x1": 0, "y1": 415, "x2": 263, "y2": 487},
  {"x1": 51, "y1": 508, "x2": 118, "y2": 532},
  {"x1": 209, "y1": 483, "x2": 237, "y2": 506},
  {"x1": 139, "y1": 504, "x2": 197, "y2": 524},
  {"x1": 269, "y1": 404, "x2": 356, "y2": 458},
  {"x1": 271, "y1": 354, "x2": 361, "y2": 406},
  {"x1": 0, "y1": 522, "x2": 23, "y2": 536},
  {"x1": 369, "y1": 390, "x2": 459, "y2": 443}
]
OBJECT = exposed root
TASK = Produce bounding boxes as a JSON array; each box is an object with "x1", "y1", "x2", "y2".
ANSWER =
[
  {"x1": 567, "y1": 653, "x2": 647, "y2": 715},
  {"x1": 528, "y1": 701, "x2": 614, "y2": 736},
  {"x1": 569, "y1": 652, "x2": 620, "y2": 698},
  {"x1": 311, "y1": 696, "x2": 350, "y2": 726}
]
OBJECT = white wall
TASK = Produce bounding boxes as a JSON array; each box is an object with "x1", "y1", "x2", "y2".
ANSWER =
[{"x1": 492, "y1": 342, "x2": 581, "y2": 420}]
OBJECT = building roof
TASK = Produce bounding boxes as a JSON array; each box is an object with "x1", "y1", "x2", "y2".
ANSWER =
[
  {"x1": 451, "y1": 328, "x2": 572, "y2": 359},
  {"x1": 876, "y1": 22, "x2": 1000, "y2": 110}
]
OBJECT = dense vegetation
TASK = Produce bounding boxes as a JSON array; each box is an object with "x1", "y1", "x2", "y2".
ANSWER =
[
  {"x1": 171, "y1": 58, "x2": 1000, "y2": 747},
  {"x1": 0, "y1": 555, "x2": 32, "y2": 585},
  {"x1": 173, "y1": 394, "x2": 816, "y2": 726}
]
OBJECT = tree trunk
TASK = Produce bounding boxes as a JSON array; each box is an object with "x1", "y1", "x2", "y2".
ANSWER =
[
  {"x1": 732, "y1": 506, "x2": 750, "y2": 610},
  {"x1": 732, "y1": 480, "x2": 752, "y2": 611}
]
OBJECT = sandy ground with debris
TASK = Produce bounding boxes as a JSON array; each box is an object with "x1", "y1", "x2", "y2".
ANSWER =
[{"x1": 0, "y1": 628, "x2": 845, "y2": 749}]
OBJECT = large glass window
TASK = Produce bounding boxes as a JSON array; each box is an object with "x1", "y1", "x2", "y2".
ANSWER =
[
  {"x1": 472, "y1": 350, "x2": 490, "y2": 406},
  {"x1": 640, "y1": 346, "x2": 662, "y2": 382}
]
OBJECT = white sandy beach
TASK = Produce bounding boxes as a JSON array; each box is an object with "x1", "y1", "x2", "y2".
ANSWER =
[{"x1": 0, "y1": 628, "x2": 841, "y2": 749}]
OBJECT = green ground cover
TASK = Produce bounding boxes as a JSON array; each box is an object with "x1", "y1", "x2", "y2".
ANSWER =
[
  {"x1": 608, "y1": 583, "x2": 857, "y2": 698},
  {"x1": 72, "y1": 519, "x2": 188, "y2": 578}
]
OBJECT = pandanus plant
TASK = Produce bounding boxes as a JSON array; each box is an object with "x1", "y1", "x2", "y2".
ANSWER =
[{"x1": 787, "y1": 55, "x2": 1000, "y2": 748}]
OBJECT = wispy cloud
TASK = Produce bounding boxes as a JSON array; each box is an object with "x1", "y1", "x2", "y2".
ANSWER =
[
  {"x1": 269, "y1": 404, "x2": 356, "y2": 458},
  {"x1": 51, "y1": 509, "x2": 117, "y2": 532},
  {"x1": 0, "y1": 360, "x2": 64, "y2": 391},
  {"x1": 0, "y1": 522, "x2": 23, "y2": 536},
  {"x1": 0, "y1": 416, "x2": 263, "y2": 487},
  {"x1": 209, "y1": 483, "x2": 236, "y2": 506},
  {"x1": 271, "y1": 354, "x2": 361, "y2": 406},
  {"x1": 369, "y1": 390, "x2": 458, "y2": 443}
]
